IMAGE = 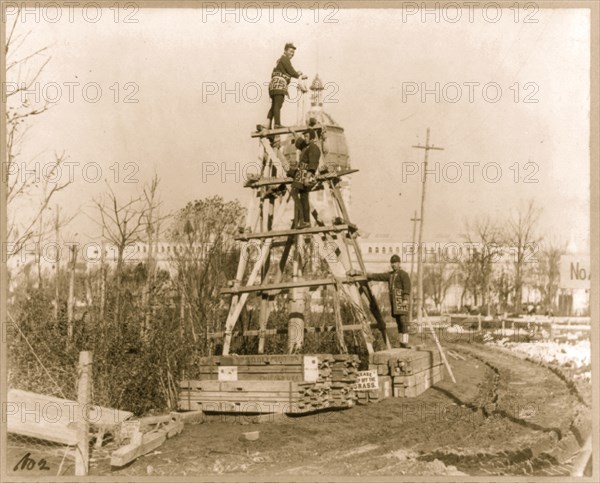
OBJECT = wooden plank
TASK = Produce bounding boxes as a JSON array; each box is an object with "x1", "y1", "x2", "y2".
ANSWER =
[
  {"x1": 181, "y1": 380, "x2": 300, "y2": 392},
  {"x1": 552, "y1": 324, "x2": 590, "y2": 331},
  {"x1": 130, "y1": 412, "x2": 182, "y2": 427},
  {"x1": 181, "y1": 400, "x2": 310, "y2": 414},
  {"x1": 310, "y1": 232, "x2": 375, "y2": 354},
  {"x1": 196, "y1": 366, "x2": 305, "y2": 374},
  {"x1": 223, "y1": 238, "x2": 273, "y2": 355},
  {"x1": 251, "y1": 125, "x2": 324, "y2": 138},
  {"x1": 6, "y1": 389, "x2": 133, "y2": 446},
  {"x1": 370, "y1": 348, "x2": 440, "y2": 365},
  {"x1": 208, "y1": 323, "x2": 362, "y2": 339},
  {"x1": 6, "y1": 389, "x2": 134, "y2": 426},
  {"x1": 332, "y1": 285, "x2": 348, "y2": 353},
  {"x1": 326, "y1": 180, "x2": 389, "y2": 350},
  {"x1": 198, "y1": 354, "x2": 306, "y2": 366},
  {"x1": 110, "y1": 430, "x2": 167, "y2": 467},
  {"x1": 393, "y1": 365, "x2": 443, "y2": 388},
  {"x1": 220, "y1": 276, "x2": 367, "y2": 295},
  {"x1": 369, "y1": 364, "x2": 391, "y2": 376},
  {"x1": 161, "y1": 419, "x2": 184, "y2": 438},
  {"x1": 244, "y1": 169, "x2": 359, "y2": 188},
  {"x1": 179, "y1": 393, "x2": 302, "y2": 401},
  {"x1": 178, "y1": 410, "x2": 205, "y2": 423},
  {"x1": 190, "y1": 373, "x2": 308, "y2": 382},
  {"x1": 389, "y1": 358, "x2": 442, "y2": 376},
  {"x1": 235, "y1": 224, "x2": 350, "y2": 241},
  {"x1": 5, "y1": 419, "x2": 78, "y2": 446}
]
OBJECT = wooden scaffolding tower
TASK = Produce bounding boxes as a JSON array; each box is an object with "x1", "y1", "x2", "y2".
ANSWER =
[{"x1": 214, "y1": 124, "x2": 391, "y2": 356}]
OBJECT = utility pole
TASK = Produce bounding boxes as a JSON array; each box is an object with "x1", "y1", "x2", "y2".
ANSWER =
[
  {"x1": 53, "y1": 205, "x2": 60, "y2": 320},
  {"x1": 412, "y1": 128, "x2": 444, "y2": 328},
  {"x1": 409, "y1": 210, "x2": 421, "y2": 320},
  {"x1": 67, "y1": 244, "x2": 77, "y2": 342}
]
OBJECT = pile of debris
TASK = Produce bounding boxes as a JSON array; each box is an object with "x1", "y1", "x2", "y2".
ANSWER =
[
  {"x1": 179, "y1": 354, "x2": 359, "y2": 413},
  {"x1": 6, "y1": 388, "x2": 186, "y2": 470}
]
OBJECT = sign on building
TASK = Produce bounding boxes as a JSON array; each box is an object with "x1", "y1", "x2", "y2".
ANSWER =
[{"x1": 559, "y1": 255, "x2": 591, "y2": 290}]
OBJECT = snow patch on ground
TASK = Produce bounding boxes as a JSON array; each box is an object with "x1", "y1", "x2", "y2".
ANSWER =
[{"x1": 487, "y1": 339, "x2": 591, "y2": 370}]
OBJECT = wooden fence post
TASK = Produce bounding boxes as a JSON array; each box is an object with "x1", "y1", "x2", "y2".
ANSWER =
[{"x1": 76, "y1": 351, "x2": 92, "y2": 476}]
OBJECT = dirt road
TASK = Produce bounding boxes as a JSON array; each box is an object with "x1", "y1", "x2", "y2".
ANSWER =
[
  {"x1": 83, "y1": 342, "x2": 593, "y2": 477},
  {"x1": 8, "y1": 343, "x2": 591, "y2": 478}
]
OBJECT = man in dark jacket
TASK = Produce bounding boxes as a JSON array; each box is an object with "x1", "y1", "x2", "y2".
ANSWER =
[
  {"x1": 366, "y1": 254, "x2": 412, "y2": 348},
  {"x1": 266, "y1": 42, "x2": 307, "y2": 129},
  {"x1": 289, "y1": 129, "x2": 320, "y2": 228}
]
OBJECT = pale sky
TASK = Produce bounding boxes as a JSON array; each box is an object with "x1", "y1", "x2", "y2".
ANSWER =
[{"x1": 6, "y1": 6, "x2": 591, "y2": 250}]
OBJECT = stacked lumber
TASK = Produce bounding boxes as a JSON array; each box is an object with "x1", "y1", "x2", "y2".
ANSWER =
[
  {"x1": 179, "y1": 354, "x2": 359, "y2": 413},
  {"x1": 329, "y1": 354, "x2": 359, "y2": 408},
  {"x1": 393, "y1": 365, "x2": 444, "y2": 397},
  {"x1": 368, "y1": 348, "x2": 444, "y2": 398}
]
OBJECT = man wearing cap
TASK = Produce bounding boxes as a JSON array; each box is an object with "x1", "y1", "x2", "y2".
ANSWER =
[
  {"x1": 364, "y1": 255, "x2": 412, "y2": 348},
  {"x1": 288, "y1": 128, "x2": 321, "y2": 228},
  {"x1": 266, "y1": 43, "x2": 307, "y2": 129}
]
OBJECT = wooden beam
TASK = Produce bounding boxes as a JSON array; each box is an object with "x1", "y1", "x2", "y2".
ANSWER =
[
  {"x1": 222, "y1": 193, "x2": 291, "y2": 355},
  {"x1": 220, "y1": 276, "x2": 368, "y2": 295},
  {"x1": 251, "y1": 125, "x2": 323, "y2": 138},
  {"x1": 110, "y1": 430, "x2": 167, "y2": 467},
  {"x1": 76, "y1": 351, "x2": 92, "y2": 476},
  {"x1": 235, "y1": 224, "x2": 350, "y2": 241},
  {"x1": 6, "y1": 389, "x2": 132, "y2": 446},
  {"x1": 332, "y1": 285, "x2": 348, "y2": 353},
  {"x1": 328, "y1": 180, "x2": 391, "y2": 350},
  {"x1": 207, "y1": 322, "x2": 398, "y2": 339},
  {"x1": 245, "y1": 169, "x2": 359, "y2": 188}
]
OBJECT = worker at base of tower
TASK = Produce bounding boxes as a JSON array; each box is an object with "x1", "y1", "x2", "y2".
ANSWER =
[{"x1": 350, "y1": 254, "x2": 412, "y2": 348}]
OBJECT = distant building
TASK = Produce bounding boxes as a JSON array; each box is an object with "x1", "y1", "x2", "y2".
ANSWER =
[{"x1": 281, "y1": 74, "x2": 352, "y2": 218}]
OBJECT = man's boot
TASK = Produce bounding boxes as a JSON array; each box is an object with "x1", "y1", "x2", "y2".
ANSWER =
[{"x1": 399, "y1": 333, "x2": 412, "y2": 349}]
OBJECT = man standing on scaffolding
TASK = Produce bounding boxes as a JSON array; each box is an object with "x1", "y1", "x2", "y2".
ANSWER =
[
  {"x1": 289, "y1": 128, "x2": 320, "y2": 228},
  {"x1": 265, "y1": 42, "x2": 307, "y2": 129}
]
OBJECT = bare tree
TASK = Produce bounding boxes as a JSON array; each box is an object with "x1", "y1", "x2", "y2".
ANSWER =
[
  {"x1": 5, "y1": 10, "x2": 72, "y2": 258},
  {"x1": 532, "y1": 239, "x2": 565, "y2": 313},
  {"x1": 93, "y1": 182, "x2": 147, "y2": 324},
  {"x1": 491, "y1": 267, "x2": 513, "y2": 314},
  {"x1": 504, "y1": 200, "x2": 542, "y2": 315},
  {"x1": 459, "y1": 217, "x2": 504, "y2": 315},
  {"x1": 140, "y1": 174, "x2": 170, "y2": 341},
  {"x1": 423, "y1": 260, "x2": 454, "y2": 312}
]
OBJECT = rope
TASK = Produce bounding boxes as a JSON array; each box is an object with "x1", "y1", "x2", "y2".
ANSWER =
[
  {"x1": 296, "y1": 82, "x2": 307, "y2": 125},
  {"x1": 6, "y1": 310, "x2": 67, "y2": 399}
]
